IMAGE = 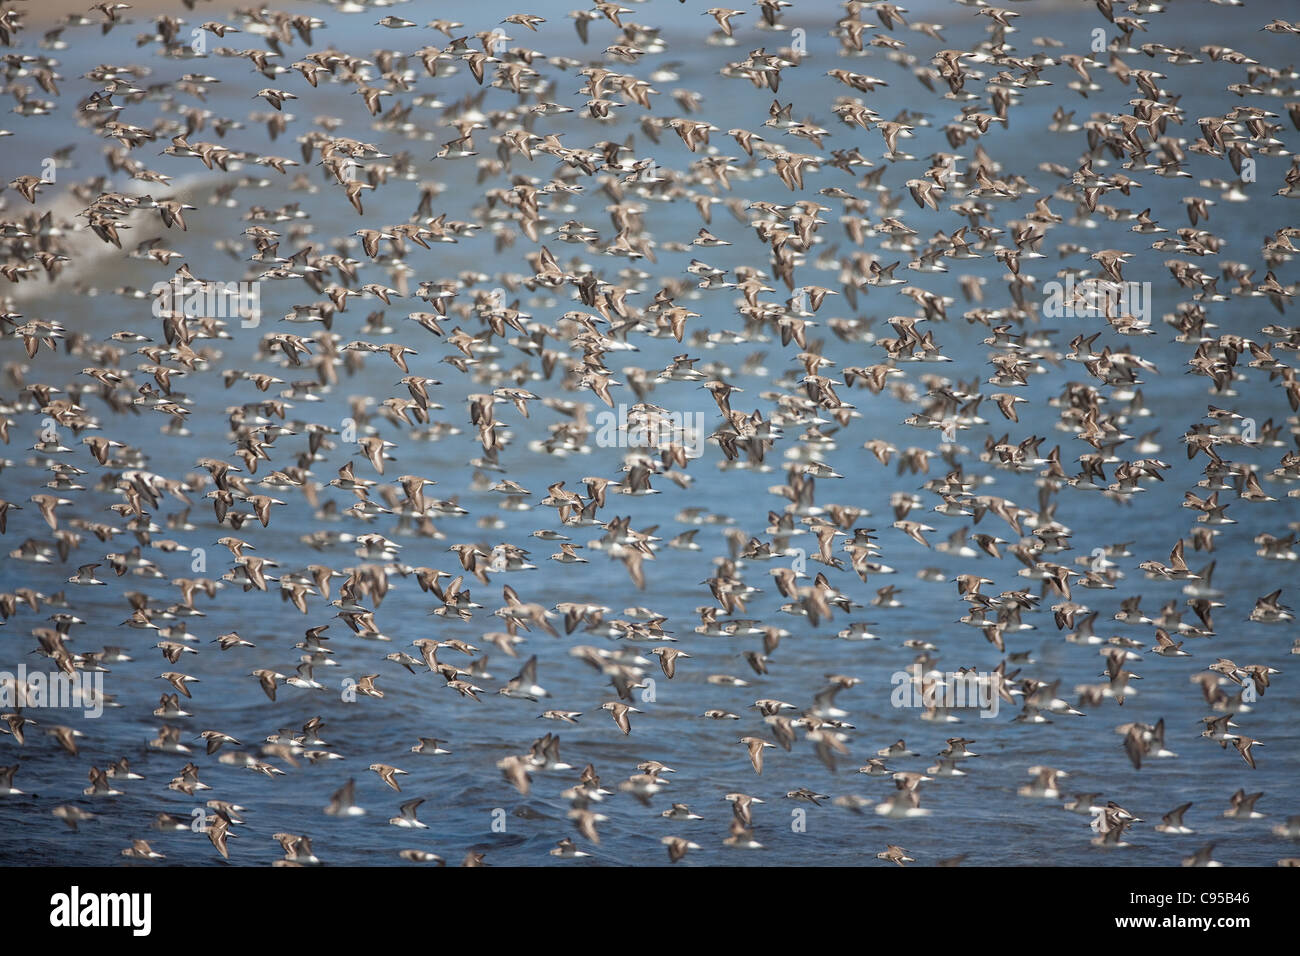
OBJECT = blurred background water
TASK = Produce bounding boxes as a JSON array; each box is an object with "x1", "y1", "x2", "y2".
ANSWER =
[{"x1": 0, "y1": 0, "x2": 1297, "y2": 865}]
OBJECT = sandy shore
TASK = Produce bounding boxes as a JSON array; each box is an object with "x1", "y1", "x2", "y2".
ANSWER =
[
  {"x1": 8, "y1": 0, "x2": 1078, "y2": 32},
  {"x1": 9, "y1": 0, "x2": 259, "y2": 29}
]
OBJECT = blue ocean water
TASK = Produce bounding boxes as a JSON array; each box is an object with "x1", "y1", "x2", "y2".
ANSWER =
[{"x1": 0, "y1": 0, "x2": 1297, "y2": 866}]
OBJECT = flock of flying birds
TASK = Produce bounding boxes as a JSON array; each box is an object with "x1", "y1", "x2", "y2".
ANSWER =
[{"x1": 1, "y1": 0, "x2": 1299, "y2": 866}]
